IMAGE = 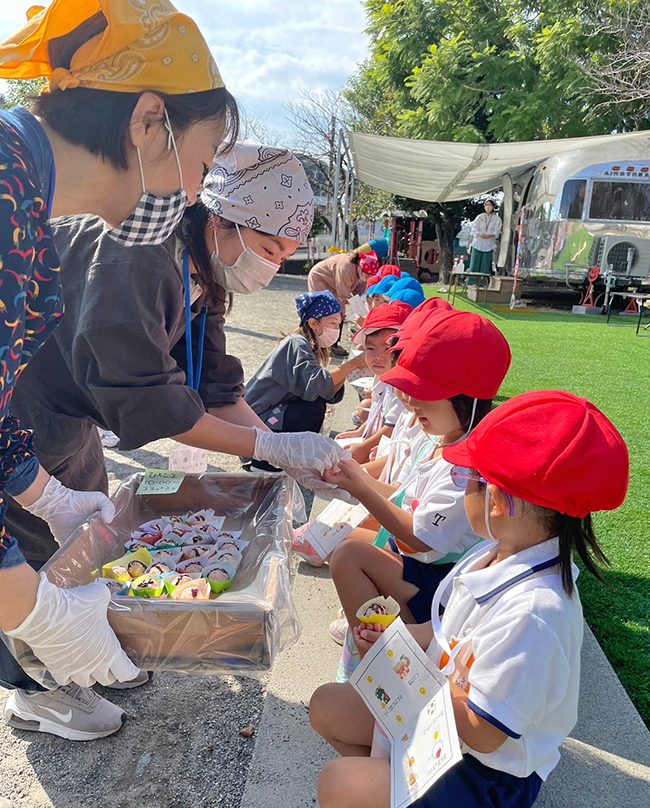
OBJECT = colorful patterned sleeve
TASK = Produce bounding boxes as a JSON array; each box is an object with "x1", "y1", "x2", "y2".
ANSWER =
[{"x1": 0, "y1": 118, "x2": 64, "y2": 567}]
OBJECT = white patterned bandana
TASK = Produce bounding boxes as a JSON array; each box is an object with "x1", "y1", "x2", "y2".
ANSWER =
[{"x1": 201, "y1": 143, "x2": 314, "y2": 244}]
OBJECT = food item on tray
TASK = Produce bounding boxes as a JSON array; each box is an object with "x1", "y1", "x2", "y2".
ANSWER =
[
  {"x1": 97, "y1": 578, "x2": 129, "y2": 596},
  {"x1": 124, "y1": 539, "x2": 154, "y2": 553},
  {"x1": 129, "y1": 530, "x2": 159, "y2": 544},
  {"x1": 154, "y1": 535, "x2": 184, "y2": 548},
  {"x1": 109, "y1": 565, "x2": 130, "y2": 582},
  {"x1": 131, "y1": 574, "x2": 165, "y2": 597},
  {"x1": 182, "y1": 529, "x2": 211, "y2": 544},
  {"x1": 149, "y1": 562, "x2": 171, "y2": 575},
  {"x1": 127, "y1": 560, "x2": 147, "y2": 579},
  {"x1": 217, "y1": 541, "x2": 240, "y2": 554},
  {"x1": 185, "y1": 508, "x2": 215, "y2": 524},
  {"x1": 171, "y1": 579, "x2": 211, "y2": 601},
  {"x1": 182, "y1": 545, "x2": 215, "y2": 560},
  {"x1": 214, "y1": 530, "x2": 242, "y2": 543},
  {"x1": 170, "y1": 573, "x2": 193, "y2": 587},
  {"x1": 206, "y1": 566, "x2": 230, "y2": 583},
  {"x1": 215, "y1": 552, "x2": 237, "y2": 564},
  {"x1": 177, "y1": 560, "x2": 205, "y2": 574}
]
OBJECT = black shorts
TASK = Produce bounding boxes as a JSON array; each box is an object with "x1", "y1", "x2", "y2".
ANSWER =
[{"x1": 388, "y1": 538, "x2": 454, "y2": 623}]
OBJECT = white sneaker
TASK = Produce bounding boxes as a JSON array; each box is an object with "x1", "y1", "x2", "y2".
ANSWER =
[
  {"x1": 4, "y1": 684, "x2": 125, "y2": 741},
  {"x1": 97, "y1": 427, "x2": 119, "y2": 448}
]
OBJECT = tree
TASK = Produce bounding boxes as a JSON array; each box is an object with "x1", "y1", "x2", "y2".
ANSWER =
[
  {"x1": 345, "y1": 0, "x2": 650, "y2": 280},
  {"x1": 1, "y1": 78, "x2": 46, "y2": 109},
  {"x1": 577, "y1": 1, "x2": 650, "y2": 107}
]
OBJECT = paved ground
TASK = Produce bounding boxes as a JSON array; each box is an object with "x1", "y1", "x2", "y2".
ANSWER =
[{"x1": 1, "y1": 273, "x2": 649, "y2": 807}]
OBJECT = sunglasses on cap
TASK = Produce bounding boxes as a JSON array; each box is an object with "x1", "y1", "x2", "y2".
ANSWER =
[{"x1": 450, "y1": 467, "x2": 515, "y2": 517}]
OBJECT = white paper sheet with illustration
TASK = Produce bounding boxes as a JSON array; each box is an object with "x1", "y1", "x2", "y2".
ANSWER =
[
  {"x1": 301, "y1": 498, "x2": 369, "y2": 559},
  {"x1": 349, "y1": 294, "x2": 370, "y2": 318},
  {"x1": 350, "y1": 618, "x2": 462, "y2": 808}
]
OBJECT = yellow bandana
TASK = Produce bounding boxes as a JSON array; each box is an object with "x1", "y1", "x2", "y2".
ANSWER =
[{"x1": 0, "y1": 0, "x2": 224, "y2": 94}]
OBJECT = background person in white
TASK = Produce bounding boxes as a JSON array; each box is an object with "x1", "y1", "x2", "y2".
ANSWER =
[{"x1": 469, "y1": 200, "x2": 502, "y2": 283}]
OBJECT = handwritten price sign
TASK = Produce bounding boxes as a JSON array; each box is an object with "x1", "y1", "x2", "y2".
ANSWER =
[{"x1": 136, "y1": 469, "x2": 186, "y2": 496}]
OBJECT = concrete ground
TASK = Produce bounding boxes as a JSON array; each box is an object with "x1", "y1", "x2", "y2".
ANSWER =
[{"x1": 1, "y1": 274, "x2": 649, "y2": 807}]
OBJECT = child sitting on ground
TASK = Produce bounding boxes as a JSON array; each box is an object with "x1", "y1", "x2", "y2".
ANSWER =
[
  {"x1": 310, "y1": 389, "x2": 629, "y2": 808},
  {"x1": 244, "y1": 291, "x2": 366, "y2": 471},
  {"x1": 325, "y1": 311, "x2": 511, "y2": 682},
  {"x1": 335, "y1": 302, "x2": 411, "y2": 465}
]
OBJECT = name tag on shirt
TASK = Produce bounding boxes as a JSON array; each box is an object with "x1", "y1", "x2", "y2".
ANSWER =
[
  {"x1": 350, "y1": 618, "x2": 462, "y2": 808},
  {"x1": 168, "y1": 444, "x2": 209, "y2": 474}
]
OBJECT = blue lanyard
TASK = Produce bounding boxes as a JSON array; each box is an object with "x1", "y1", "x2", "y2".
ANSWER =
[{"x1": 183, "y1": 250, "x2": 207, "y2": 391}]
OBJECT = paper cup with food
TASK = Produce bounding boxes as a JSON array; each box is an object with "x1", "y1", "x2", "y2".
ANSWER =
[
  {"x1": 215, "y1": 537, "x2": 249, "y2": 555},
  {"x1": 170, "y1": 578, "x2": 211, "y2": 601},
  {"x1": 175, "y1": 557, "x2": 210, "y2": 576},
  {"x1": 161, "y1": 571, "x2": 201, "y2": 596},
  {"x1": 131, "y1": 574, "x2": 165, "y2": 598},
  {"x1": 213, "y1": 547, "x2": 242, "y2": 567},
  {"x1": 356, "y1": 596, "x2": 401, "y2": 627},
  {"x1": 102, "y1": 548, "x2": 153, "y2": 581},
  {"x1": 202, "y1": 560, "x2": 237, "y2": 594},
  {"x1": 181, "y1": 544, "x2": 218, "y2": 562},
  {"x1": 96, "y1": 578, "x2": 130, "y2": 596},
  {"x1": 212, "y1": 530, "x2": 242, "y2": 544}
]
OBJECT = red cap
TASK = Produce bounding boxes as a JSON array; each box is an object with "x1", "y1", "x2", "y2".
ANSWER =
[
  {"x1": 358, "y1": 250, "x2": 379, "y2": 275},
  {"x1": 379, "y1": 264, "x2": 401, "y2": 278},
  {"x1": 388, "y1": 297, "x2": 456, "y2": 352},
  {"x1": 382, "y1": 310, "x2": 511, "y2": 400},
  {"x1": 352, "y1": 302, "x2": 411, "y2": 345},
  {"x1": 442, "y1": 390, "x2": 629, "y2": 517},
  {"x1": 365, "y1": 274, "x2": 381, "y2": 292}
]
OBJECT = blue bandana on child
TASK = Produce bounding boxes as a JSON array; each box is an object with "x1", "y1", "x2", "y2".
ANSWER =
[{"x1": 295, "y1": 291, "x2": 342, "y2": 324}]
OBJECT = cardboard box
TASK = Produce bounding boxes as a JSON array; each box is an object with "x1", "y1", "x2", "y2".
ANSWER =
[{"x1": 39, "y1": 472, "x2": 301, "y2": 676}]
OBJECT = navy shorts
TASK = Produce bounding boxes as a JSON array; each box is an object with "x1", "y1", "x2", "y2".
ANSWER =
[
  {"x1": 388, "y1": 538, "x2": 454, "y2": 623},
  {"x1": 413, "y1": 753, "x2": 542, "y2": 808}
]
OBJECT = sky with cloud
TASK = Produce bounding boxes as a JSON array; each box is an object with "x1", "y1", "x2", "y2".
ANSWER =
[{"x1": 0, "y1": 1, "x2": 370, "y2": 137}]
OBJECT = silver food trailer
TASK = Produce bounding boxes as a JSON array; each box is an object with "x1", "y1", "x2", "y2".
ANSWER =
[{"x1": 349, "y1": 129, "x2": 650, "y2": 303}]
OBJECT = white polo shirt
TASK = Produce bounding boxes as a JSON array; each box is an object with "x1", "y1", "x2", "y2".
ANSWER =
[
  {"x1": 427, "y1": 537, "x2": 583, "y2": 781},
  {"x1": 379, "y1": 410, "x2": 429, "y2": 484},
  {"x1": 396, "y1": 452, "x2": 479, "y2": 563},
  {"x1": 362, "y1": 376, "x2": 407, "y2": 437}
]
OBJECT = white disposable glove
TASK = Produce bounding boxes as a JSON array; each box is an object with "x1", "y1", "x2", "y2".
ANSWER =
[
  {"x1": 5, "y1": 574, "x2": 139, "y2": 688},
  {"x1": 24, "y1": 476, "x2": 115, "y2": 545},
  {"x1": 253, "y1": 428, "x2": 350, "y2": 474},
  {"x1": 285, "y1": 467, "x2": 360, "y2": 505}
]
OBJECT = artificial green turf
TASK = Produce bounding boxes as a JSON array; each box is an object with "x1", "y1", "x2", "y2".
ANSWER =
[{"x1": 426, "y1": 287, "x2": 650, "y2": 727}]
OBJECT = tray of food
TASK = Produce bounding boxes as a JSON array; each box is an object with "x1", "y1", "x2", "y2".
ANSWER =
[{"x1": 11, "y1": 472, "x2": 302, "y2": 681}]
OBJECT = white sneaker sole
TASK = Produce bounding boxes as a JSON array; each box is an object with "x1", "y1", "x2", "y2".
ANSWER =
[{"x1": 4, "y1": 693, "x2": 125, "y2": 741}]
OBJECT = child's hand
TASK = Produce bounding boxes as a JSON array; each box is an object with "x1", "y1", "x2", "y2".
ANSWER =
[
  {"x1": 349, "y1": 442, "x2": 370, "y2": 464},
  {"x1": 336, "y1": 430, "x2": 358, "y2": 441},
  {"x1": 353, "y1": 622, "x2": 386, "y2": 653},
  {"x1": 368, "y1": 446, "x2": 378, "y2": 461},
  {"x1": 323, "y1": 458, "x2": 369, "y2": 497}
]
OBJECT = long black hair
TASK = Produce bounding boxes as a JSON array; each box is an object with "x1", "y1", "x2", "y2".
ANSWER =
[
  {"x1": 176, "y1": 202, "x2": 231, "y2": 309},
  {"x1": 531, "y1": 507, "x2": 610, "y2": 597},
  {"x1": 31, "y1": 12, "x2": 239, "y2": 169}
]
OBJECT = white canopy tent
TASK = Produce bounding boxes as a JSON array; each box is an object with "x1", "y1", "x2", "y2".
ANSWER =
[{"x1": 348, "y1": 130, "x2": 650, "y2": 202}]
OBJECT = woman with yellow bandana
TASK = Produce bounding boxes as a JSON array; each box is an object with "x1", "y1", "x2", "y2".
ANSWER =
[{"x1": 0, "y1": 0, "x2": 346, "y2": 748}]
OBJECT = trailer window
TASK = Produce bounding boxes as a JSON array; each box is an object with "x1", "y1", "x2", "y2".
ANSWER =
[
  {"x1": 589, "y1": 181, "x2": 650, "y2": 222},
  {"x1": 558, "y1": 180, "x2": 586, "y2": 220}
]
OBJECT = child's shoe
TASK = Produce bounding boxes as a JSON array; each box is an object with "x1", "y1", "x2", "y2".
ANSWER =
[
  {"x1": 329, "y1": 616, "x2": 348, "y2": 646},
  {"x1": 336, "y1": 627, "x2": 360, "y2": 683},
  {"x1": 291, "y1": 525, "x2": 325, "y2": 567}
]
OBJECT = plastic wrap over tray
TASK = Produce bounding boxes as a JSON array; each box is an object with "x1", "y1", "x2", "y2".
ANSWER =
[{"x1": 5, "y1": 472, "x2": 304, "y2": 683}]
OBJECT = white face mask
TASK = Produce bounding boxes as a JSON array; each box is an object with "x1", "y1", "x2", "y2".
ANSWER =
[
  {"x1": 316, "y1": 326, "x2": 340, "y2": 348},
  {"x1": 210, "y1": 222, "x2": 279, "y2": 295}
]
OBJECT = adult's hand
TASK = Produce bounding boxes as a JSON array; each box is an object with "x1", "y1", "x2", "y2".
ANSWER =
[
  {"x1": 24, "y1": 476, "x2": 115, "y2": 545},
  {"x1": 285, "y1": 466, "x2": 359, "y2": 505},
  {"x1": 253, "y1": 428, "x2": 349, "y2": 474},
  {"x1": 5, "y1": 574, "x2": 139, "y2": 687}
]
